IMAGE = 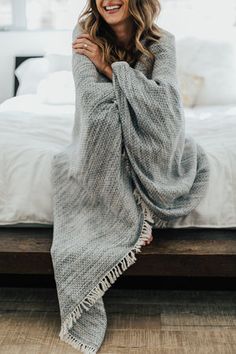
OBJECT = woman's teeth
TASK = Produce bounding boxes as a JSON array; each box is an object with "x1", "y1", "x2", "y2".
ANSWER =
[{"x1": 104, "y1": 5, "x2": 122, "y2": 11}]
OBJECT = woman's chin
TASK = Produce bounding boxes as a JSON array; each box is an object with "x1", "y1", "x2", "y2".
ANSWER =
[{"x1": 103, "y1": 15, "x2": 129, "y2": 26}]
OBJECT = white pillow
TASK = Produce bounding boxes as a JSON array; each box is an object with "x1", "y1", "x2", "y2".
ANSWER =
[
  {"x1": 44, "y1": 53, "x2": 72, "y2": 73},
  {"x1": 36, "y1": 70, "x2": 75, "y2": 105},
  {"x1": 176, "y1": 36, "x2": 236, "y2": 105},
  {"x1": 177, "y1": 71, "x2": 204, "y2": 108},
  {"x1": 15, "y1": 57, "x2": 49, "y2": 95}
]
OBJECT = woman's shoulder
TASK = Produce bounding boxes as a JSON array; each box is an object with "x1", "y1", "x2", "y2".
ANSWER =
[
  {"x1": 72, "y1": 22, "x2": 83, "y2": 41},
  {"x1": 156, "y1": 26, "x2": 175, "y2": 45},
  {"x1": 159, "y1": 26, "x2": 175, "y2": 40},
  {"x1": 149, "y1": 26, "x2": 176, "y2": 55}
]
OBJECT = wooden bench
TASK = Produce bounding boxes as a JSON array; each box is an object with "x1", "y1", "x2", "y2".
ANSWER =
[{"x1": 0, "y1": 227, "x2": 235, "y2": 277}]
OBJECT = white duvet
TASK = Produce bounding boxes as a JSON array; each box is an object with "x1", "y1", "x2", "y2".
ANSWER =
[{"x1": 0, "y1": 94, "x2": 235, "y2": 228}]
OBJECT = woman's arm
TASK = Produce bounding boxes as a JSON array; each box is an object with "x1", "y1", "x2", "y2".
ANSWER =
[
  {"x1": 71, "y1": 24, "x2": 116, "y2": 114},
  {"x1": 102, "y1": 64, "x2": 113, "y2": 81},
  {"x1": 111, "y1": 32, "x2": 179, "y2": 104},
  {"x1": 110, "y1": 32, "x2": 185, "y2": 144},
  {"x1": 72, "y1": 26, "x2": 113, "y2": 81}
]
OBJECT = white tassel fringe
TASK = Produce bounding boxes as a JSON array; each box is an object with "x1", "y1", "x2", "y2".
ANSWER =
[
  {"x1": 59, "y1": 186, "x2": 167, "y2": 353},
  {"x1": 133, "y1": 187, "x2": 168, "y2": 230}
]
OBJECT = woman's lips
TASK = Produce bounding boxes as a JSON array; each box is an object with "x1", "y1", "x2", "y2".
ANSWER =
[{"x1": 104, "y1": 5, "x2": 122, "y2": 14}]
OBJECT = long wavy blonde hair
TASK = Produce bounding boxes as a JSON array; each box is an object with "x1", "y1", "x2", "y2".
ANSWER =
[{"x1": 76, "y1": 0, "x2": 163, "y2": 68}]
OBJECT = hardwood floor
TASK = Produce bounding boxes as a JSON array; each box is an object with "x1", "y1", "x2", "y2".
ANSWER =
[{"x1": 0, "y1": 287, "x2": 235, "y2": 353}]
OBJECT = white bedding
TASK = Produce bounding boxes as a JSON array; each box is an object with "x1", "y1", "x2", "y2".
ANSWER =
[{"x1": 0, "y1": 94, "x2": 235, "y2": 228}]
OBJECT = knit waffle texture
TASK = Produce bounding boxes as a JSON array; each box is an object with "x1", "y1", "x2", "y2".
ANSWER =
[{"x1": 50, "y1": 22, "x2": 210, "y2": 353}]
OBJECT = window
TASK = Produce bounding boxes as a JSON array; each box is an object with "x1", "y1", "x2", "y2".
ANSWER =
[
  {"x1": 25, "y1": 0, "x2": 85, "y2": 30},
  {"x1": 0, "y1": 0, "x2": 12, "y2": 29},
  {"x1": 0, "y1": 0, "x2": 86, "y2": 30}
]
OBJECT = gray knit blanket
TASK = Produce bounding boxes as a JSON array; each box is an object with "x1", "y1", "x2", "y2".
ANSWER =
[{"x1": 50, "y1": 23, "x2": 210, "y2": 353}]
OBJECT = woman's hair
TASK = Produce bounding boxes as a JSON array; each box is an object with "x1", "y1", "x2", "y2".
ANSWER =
[{"x1": 76, "y1": 0, "x2": 162, "y2": 68}]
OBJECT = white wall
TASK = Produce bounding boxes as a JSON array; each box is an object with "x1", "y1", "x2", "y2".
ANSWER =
[{"x1": 0, "y1": 30, "x2": 72, "y2": 103}]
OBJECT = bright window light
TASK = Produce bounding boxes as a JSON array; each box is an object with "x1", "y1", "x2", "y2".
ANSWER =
[
  {"x1": 26, "y1": 0, "x2": 86, "y2": 30},
  {"x1": 0, "y1": 0, "x2": 12, "y2": 29}
]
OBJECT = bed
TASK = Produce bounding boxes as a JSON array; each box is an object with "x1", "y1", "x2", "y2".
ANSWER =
[{"x1": 0, "y1": 47, "x2": 236, "y2": 278}]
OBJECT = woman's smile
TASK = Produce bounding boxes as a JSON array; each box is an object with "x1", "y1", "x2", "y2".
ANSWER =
[
  {"x1": 103, "y1": 2, "x2": 124, "y2": 15},
  {"x1": 97, "y1": 1, "x2": 130, "y2": 25}
]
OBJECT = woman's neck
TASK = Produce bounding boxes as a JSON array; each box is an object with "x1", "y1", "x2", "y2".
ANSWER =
[{"x1": 110, "y1": 19, "x2": 134, "y2": 48}]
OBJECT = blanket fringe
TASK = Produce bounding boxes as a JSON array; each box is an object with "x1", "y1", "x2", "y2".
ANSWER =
[
  {"x1": 133, "y1": 187, "x2": 168, "y2": 229},
  {"x1": 59, "y1": 187, "x2": 166, "y2": 353},
  {"x1": 59, "y1": 333, "x2": 97, "y2": 354}
]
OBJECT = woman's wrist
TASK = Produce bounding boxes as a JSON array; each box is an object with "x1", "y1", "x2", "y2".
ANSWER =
[{"x1": 102, "y1": 64, "x2": 113, "y2": 80}]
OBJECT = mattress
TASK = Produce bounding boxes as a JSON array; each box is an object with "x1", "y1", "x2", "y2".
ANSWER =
[{"x1": 0, "y1": 94, "x2": 235, "y2": 229}]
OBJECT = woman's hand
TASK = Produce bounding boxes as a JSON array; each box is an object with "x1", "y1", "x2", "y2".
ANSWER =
[{"x1": 72, "y1": 33, "x2": 112, "y2": 80}]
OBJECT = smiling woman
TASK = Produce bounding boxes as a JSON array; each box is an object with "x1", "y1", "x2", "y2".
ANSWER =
[
  {"x1": 50, "y1": 1, "x2": 212, "y2": 353},
  {"x1": 72, "y1": 0, "x2": 163, "y2": 73}
]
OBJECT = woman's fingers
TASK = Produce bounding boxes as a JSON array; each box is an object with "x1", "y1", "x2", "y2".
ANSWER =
[
  {"x1": 72, "y1": 38, "x2": 92, "y2": 46},
  {"x1": 72, "y1": 33, "x2": 94, "y2": 47},
  {"x1": 71, "y1": 32, "x2": 109, "y2": 74},
  {"x1": 76, "y1": 33, "x2": 94, "y2": 42},
  {"x1": 72, "y1": 38, "x2": 94, "y2": 53}
]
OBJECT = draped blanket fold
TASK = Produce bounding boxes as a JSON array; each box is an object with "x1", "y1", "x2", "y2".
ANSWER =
[{"x1": 50, "y1": 23, "x2": 210, "y2": 353}]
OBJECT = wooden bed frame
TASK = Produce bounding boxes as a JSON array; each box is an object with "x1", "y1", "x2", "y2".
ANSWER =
[
  {"x1": 0, "y1": 226, "x2": 236, "y2": 277},
  {"x1": 0, "y1": 56, "x2": 235, "y2": 278}
]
